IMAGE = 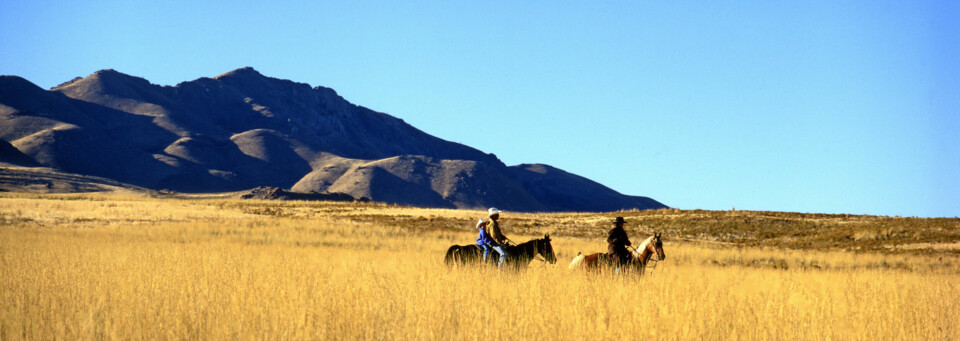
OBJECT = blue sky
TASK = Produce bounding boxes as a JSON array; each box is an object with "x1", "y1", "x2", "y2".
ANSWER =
[{"x1": 2, "y1": 1, "x2": 958, "y2": 217}]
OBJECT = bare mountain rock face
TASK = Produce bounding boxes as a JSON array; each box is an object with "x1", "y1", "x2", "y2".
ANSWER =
[{"x1": 1, "y1": 68, "x2": 667, "y2": 212}]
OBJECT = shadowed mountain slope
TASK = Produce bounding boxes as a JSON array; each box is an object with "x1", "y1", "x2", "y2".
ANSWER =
[
  {"x1": 0, "y1": 139, "x2": 39, "y2": 167},
  {"x1": 508, "y1": 164, "x2": 665, "y2": 212},
  {"x1": 1, "y1": 68, "x2": 667, "y2": 211}
]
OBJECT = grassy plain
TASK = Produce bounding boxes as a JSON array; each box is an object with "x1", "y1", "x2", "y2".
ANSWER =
[{"x1": 1, "y1": 192, "x2": 958, "y2": 339}]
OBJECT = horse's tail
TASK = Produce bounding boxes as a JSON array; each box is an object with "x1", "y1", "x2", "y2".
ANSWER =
[
  {"x1": 444, "y1": 245, "x2": 460, "y2": 266},
  {"x1": 568, "y1": 252, "x2": 585, "y2": 270}
]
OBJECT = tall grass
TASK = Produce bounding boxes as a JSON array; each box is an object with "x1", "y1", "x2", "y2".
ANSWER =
[{"x1": 1, "y1": 194, "x2": 957, "y2": 339}]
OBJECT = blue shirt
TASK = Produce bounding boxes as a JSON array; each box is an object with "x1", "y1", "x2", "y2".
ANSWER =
[{"x1": 476, "y1": 227, "x2": 493, "y2": 246}]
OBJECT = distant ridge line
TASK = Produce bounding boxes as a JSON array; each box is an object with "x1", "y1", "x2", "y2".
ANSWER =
[{"x1": 0, "y1": 67, "x2": 667, "y2": 212}]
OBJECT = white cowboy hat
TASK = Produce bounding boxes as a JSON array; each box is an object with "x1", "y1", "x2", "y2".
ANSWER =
[
  {"x1": 488, "y1": 207, "x2": 502, "y2": 216},
  {"x1": 476, "y1": 219, "x2": 485, "y2": 229}
]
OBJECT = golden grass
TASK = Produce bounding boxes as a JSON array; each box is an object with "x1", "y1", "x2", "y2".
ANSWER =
[{"x1": 1, "y1": 193, "x2": 958, "y2": 339}]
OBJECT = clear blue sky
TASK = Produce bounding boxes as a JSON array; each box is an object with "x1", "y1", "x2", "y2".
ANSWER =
[{"x1": 2, "y1": 1, "x2": 958, "y2": 217}]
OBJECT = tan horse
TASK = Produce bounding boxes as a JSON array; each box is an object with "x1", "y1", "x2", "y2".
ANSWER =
[{"x1": 568, "y1": 233, "x2": 665, "y2": 275}]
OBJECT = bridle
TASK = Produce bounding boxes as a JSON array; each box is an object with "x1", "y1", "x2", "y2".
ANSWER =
[
  {"x1": 529, "y1": 239, "x2": 553, "y2": 267},
  {"x1": 627, "y1": 243, "x2": 663, "y2": 274},
  {"x1": 531, "y1": 255, "x2": 548, "y2": 268}
]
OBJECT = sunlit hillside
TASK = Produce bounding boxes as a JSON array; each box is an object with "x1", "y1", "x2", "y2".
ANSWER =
[{"x1": 1, "y1": 193, "x2": 958, "y2": 339}]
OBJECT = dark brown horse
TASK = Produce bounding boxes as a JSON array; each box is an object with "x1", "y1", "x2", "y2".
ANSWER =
[
  {"x1": 568, "y1": 233, "x2": 665, "y2": 275},
  {"x1": 444, "y1": 235, "x2": 557, "y2": 269},
  {"x1": 444, "y1": 244, "x2": 482, "y2": 266}
]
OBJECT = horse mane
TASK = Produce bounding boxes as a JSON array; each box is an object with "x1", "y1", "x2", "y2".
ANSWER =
[
  {"x1": 512, "y1": 237, "x2": 551, "y2": 262},
  {"x1": 515, "y1": 238, "x2": 539, "y2": 257},
  {"x1": 636, "y1": 235, "x2": 654, "y2": 252}
]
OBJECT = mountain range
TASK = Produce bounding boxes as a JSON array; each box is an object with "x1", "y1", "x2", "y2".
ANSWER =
[{"x1": 0, "y1": 67, "x2": 666, "y2": 212}]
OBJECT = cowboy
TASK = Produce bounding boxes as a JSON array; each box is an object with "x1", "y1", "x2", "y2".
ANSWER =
[
  {"x1": 486, "y1": 207, "x2": 509, "y2": 268},
  {"x1": 607, "y1": 216, "x2": 633, "y2": 267}
]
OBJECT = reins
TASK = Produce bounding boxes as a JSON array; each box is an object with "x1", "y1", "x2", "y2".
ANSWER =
[
  {"x1": 520, "y1": 238, "x2": 553, "y2": 268},
  {"x1": 627, "y1": 245, "x2": 662, "y2": 275},
  {"x1": 530, "y1": 240, "x2": 549, "y2": 268}
]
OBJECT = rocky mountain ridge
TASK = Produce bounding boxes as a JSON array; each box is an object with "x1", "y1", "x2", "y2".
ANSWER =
[{"x1": 0, "y1": 68, "x2": 666, "y2": 212}]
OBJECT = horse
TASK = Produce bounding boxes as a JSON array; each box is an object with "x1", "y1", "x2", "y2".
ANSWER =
[
  {"x1": 445, "y1": 234, "x2": 557, "y2": 269},
  {"x1": 444, "y1": 244, "x2": 482, "y2": 266},
  {"x1": 501, "y1": 234, "x2": 557, "y2": 269},
  {"x1": 568, "y1": 233, "x2": 665, "y2": 275}
]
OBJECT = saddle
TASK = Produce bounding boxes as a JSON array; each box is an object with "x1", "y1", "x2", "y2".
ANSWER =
[{"x1": 600, "y1": 252, "x2": 632, "y2": 267}]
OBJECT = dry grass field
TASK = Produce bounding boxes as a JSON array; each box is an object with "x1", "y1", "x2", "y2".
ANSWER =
[{"x1": 1, "y1": 192, "x2": 958, "y2": 339}]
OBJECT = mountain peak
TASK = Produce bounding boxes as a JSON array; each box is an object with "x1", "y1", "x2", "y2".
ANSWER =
[
  {"x1": 1, "y1": 67, "x2": 668, "y2": 212},
  {"x1": 89, "y1": 69, "x2": 147, "y2": 83},
  {"x1": 93, "y1": 69, "x2": 121, "y2": 76},
  {"x1": 52, "y1": 69, "x2": 155, "y2": 92},
  {"x1": 214, "y1": 67, "x2": 264, "y2": 80},
  {"x1": 0, "y1": 75, "x2": 43, "y2": 92}
]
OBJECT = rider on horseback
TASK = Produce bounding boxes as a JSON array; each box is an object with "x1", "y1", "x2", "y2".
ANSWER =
[
  {"x1": 486, "y1": 207, "x2": 509, "y2": 268},
  {"x1": 607, "y1": 216, "x2": 632, "y2": 267},
  {"x1": 475, "y1": 219, "x2": 494, "y2": 262}
]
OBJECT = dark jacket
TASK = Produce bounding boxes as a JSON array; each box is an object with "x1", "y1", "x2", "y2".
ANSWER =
[{"x1": 607, "y1": 225, "x2": 632, "y2": 257}]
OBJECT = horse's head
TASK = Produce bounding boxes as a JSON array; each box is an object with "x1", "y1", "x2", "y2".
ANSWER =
[
  {"x1": 649, "y1": 232, "x2": 665, "y2": 261},
  {"x1": 538, "y1": 234, "x2": 557, "y2": 264}
]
